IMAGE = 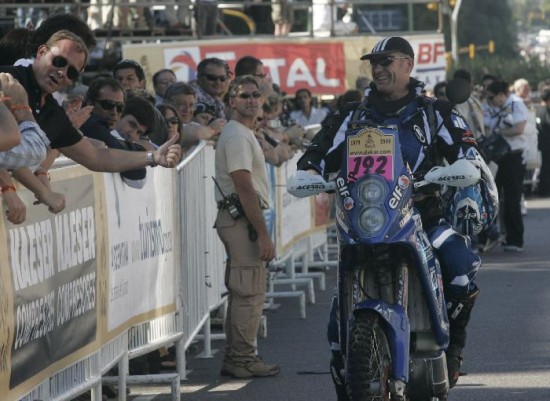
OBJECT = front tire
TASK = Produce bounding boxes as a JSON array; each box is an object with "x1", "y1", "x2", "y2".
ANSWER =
[{"x1": 347, "y1": 311, "x2": 392, "y2": 401}]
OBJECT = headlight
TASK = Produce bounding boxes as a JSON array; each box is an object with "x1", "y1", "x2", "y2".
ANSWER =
[
  {"x1": 358, "y1": 207, "x2": 386, "y2": 234},
  {"x1": 357, "y1": 176, "x2": 387, "y2": 204}
]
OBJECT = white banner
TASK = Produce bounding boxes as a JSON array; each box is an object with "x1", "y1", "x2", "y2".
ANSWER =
[
  {"x1": 104, "y1": 169, "x2": 177, "y2": 331},
  {"x1": 276, "y1": 153, "x2": 313, "y2": 253}
]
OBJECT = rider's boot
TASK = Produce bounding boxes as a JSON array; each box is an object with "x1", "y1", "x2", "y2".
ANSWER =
[
  {"x1": 446, "y1": 289, "x2": 479, "y2": 388},
  {"x1": 330, "y1": 350, "x2": 349, "y2": 401}
]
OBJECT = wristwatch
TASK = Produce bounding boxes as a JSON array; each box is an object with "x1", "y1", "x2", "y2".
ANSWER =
[{"x1": 146, "y1": 152, "x2": 157, "y2": 167}]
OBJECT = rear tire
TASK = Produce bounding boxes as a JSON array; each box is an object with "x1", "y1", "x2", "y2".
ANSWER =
[{"x1": 347, "y1": 311, "x2": 392, "y2": 401}]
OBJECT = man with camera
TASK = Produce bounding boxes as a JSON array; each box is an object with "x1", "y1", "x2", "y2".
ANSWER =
[
  {"x1": 214, "y1": 75, "x2": 280, "y2": 379},
  {"x1": 483, "y1": 80, "x2": 527, "y2": 252}
]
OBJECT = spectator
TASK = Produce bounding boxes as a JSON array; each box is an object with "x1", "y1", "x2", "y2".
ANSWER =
[
  {"x1": 157, "y1": 103, "x2": 183, "y2": 144},
  {"x1": 190, "y1": 57, "x2": 230, "y2": 120},
  {"x1": 125, "y1": 87, "x2": 170, "y2": 146},
  {"x1": 513, "y1": 78, "x2": 533, "y2": 108},
  {"x1": 513, "y1": 78, "x2": 539, "y2": 216},
  {"x1": 81, "y1": 77, "x2": 148, "y2": 184},
  {"x1": 477, "y1": 72, "x2": 503, "y2": 253},
  {"x1": 82, "y1": 78, "x2": 128, "y2": 144},
  {"x1": 536, "y1": 86, "x2": 550, "y2": 197},
  {"x1": 0, "y1": 30, "x2": 181, "y2": 182},
  {"x1": 355, "y1": 75, "x2": 370, "y2": 94},
  {"x1": 152, "y1": 68, "x2": 177, "y2": 106},
  {"x1": 0, "y1": 73, "x2": 48, "y2": 170},
  {"x1": 484, "y1": 80, "x2": 527, "y2": 252},
  {"x1": 453, "y1": 69, "x2": 485, "y2": 140},
  {"x1": 289, "y1": 88, "x2": 328, "y2": 127},
  {"x1": 234, "y1": 56, "x2": 273, "y2": 97},
  {"x1": 215, "y1": 75, "x2": 280, "y2": 379},
  {"x1": 192, "y1": 101, "x2": 215, "y2": 126},
  {"x1": 164, "y1": 82, "x2": 223, "y2": 147},
  {"x1": 164, "y1": 82, "x2": 196, "y2": 124},
  {"x1": 256, "y1": 100, "x2": 293, "y2": 166},
  {"x1": 115, "y1": 97, "x2": 157, "y2": 151},
  {"x1": 28, "y1": 13, "x2": 97, "y2": 57},
  {"x1": 272, "y1": 0, "x2": 293, "y2": 36},
  {"x1": 113, "y1": 59, "x2": 146, "y2": 90},
  {"x1": 312, "y1": 0, "x2": 357, "y2": 35},
  {"x1": 195, "y1": 0, "x2": 219, "y2": 37},
  {"x1": 0, "y1": 28, "x2": 33, "y2": 66},
  {"x1": 0, "y1": 101, "x2": 21, "y2": 152},
  {"x1": 433, "y1": 81, "x2": 447, "y2": 101}
]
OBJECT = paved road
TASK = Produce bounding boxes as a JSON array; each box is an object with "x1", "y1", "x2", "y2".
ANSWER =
[{"x1": 128, "y1": 196, "x2": 550, "y2": 401}]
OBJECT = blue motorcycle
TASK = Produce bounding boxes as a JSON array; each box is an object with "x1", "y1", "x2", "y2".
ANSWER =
[{"x1": 287, "y1": 125, "x2": 480, "y2": 401}]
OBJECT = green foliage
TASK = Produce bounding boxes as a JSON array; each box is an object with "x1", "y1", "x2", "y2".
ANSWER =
[
  {"x1": 450, "y1": 54, "x2": 550, "y2": 90},
  {"x1": 458, "y1": 0, "x2": 518, "y2": 58},
  {"x1": 444, "y1": 0, "x2": 550, "y2": 87}
]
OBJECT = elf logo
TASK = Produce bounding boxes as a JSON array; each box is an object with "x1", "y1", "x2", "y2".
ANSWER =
[
  {"x1": 336, "y1": 177, "x2": 350, "y2": 197},
  {"x1": 389, "y1": 183, "x2": 405, "y2": 209}
]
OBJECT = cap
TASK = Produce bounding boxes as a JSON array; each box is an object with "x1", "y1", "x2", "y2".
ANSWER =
[
  {"x1": 360, "y1": 36, "x2": 414, "y2": 60},
  {"x1": 194, "y1": 102, "x2": 216, "y2": 116}
]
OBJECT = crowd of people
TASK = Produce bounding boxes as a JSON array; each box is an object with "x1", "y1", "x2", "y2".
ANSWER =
[
  {"x1": 431, "y1": 71, "x2": 550, "y2": 254},
  {"x1": 7, "y1": 0, "x2": 358, "y2": 38},
  {"x1": 1, "y1": 9, "x2": 549, "y2": 401}
]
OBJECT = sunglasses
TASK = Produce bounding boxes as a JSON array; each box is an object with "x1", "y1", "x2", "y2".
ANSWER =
[
  {"x1": 203, "y1": 73, "x2": 227, "y2": 82},
  {"x1": 165, "y1": 117, "x2": 180, "y2": 125},
  {"x1": 236, "y1": 92, "x2": 262, "y2": 100},
  {"x1": 48, "y1": 48, "x2": 80, "y2": 81},
  {"x1": 369, "y1": 56, "x2": 410, "y2": 67},
  {"x1": 96, "y1": 99, "x2": 124, "y2": 113}
]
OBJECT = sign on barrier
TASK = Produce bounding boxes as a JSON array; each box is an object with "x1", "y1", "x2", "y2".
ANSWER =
[
  {"x1": 0, "y1": 166, "x2": 178, "y2": 400},
  {"x1": 0, "y1": 167, "x2": 100, "y2": 399}
]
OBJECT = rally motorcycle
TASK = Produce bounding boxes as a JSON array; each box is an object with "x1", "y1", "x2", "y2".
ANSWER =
[{"x1": 286, "y1": 126, "x2": 480, "y2": 401}]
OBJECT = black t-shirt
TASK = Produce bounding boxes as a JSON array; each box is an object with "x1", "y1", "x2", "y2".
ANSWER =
[
  {"x1": 81, "y1": 113, "x2": 147, "y2": 180},
  {"x1": 0, "y1": 64, "x2": 83, "y2": 149}
]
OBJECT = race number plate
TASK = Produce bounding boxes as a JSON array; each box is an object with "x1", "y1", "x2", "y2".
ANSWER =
[{"x1": 347, "y1": 127, "x2": 395, "y2": 182}]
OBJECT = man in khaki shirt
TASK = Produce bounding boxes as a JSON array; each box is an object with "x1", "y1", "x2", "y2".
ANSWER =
[{"x1": 214, "y1": 75, "x2": 280, "y2": 379}]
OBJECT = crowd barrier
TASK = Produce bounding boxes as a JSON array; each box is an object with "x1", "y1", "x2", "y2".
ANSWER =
[{"x1": 0, "y1": 142, "x2": 335, "y2": 401}]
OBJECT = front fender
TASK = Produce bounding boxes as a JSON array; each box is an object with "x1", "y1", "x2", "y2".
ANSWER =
[{"x1": 350, "y1": 300, "x2": 410, "y2": 382}]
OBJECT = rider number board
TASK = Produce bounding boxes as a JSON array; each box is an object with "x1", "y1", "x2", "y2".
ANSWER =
[{"x1": 347, "y1": 127, "x2": 395, "y2": 182}]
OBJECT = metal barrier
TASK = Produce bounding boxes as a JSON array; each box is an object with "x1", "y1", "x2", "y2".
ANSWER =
[{"x1": 7, "y1": 141, "x2": 336, "y2": 401}]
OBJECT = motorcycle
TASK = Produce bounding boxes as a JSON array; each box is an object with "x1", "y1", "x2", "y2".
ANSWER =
[{"x1": 286, "y1": 125, "x2": 480, "y2": 401}]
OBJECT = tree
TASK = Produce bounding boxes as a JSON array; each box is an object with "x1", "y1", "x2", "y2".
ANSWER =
[{"x1": 457, "y1": 0, "x2": 518, "y2": 59}]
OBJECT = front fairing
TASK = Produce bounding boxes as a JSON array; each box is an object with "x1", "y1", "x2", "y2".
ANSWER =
[{"x1": 333, "y1": 125, "x2": 416, "y2": 244}]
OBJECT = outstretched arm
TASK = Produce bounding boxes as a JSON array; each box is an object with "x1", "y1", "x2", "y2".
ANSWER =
[{"x1": 59, "y1": 132, "x2": 181, "y2": 172}]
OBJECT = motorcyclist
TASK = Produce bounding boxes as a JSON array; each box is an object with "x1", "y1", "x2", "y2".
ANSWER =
[{"x1": 295, "y1": 36, "x2": 497, "y2": 398}]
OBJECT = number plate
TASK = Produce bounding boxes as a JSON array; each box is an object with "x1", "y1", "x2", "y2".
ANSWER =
[{"x1": 347, "y1": 127, "x2": 395, "y2": 182}]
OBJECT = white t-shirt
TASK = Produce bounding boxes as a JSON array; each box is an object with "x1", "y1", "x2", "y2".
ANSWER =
[
  {"x1": 290, "y1": 107, "x2": 328, "y2": 128},
  {"x1": 484, "y1": 94, "x2": 527, "y2": 152}
]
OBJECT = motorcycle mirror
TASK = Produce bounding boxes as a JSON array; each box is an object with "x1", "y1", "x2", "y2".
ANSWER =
[
  {"x1": 424, "y1": 159, "x2": 480, "y2": 188},
  {"x1": 445, "y1": 78, "x2": 471, "y2": 105}
]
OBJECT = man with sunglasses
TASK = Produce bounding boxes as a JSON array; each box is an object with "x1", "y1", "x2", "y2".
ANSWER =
[
  {"x1": 80, "y1": 77, "x2": 149, "y2": 184},
  {"x1": 0, "y1": 30, "x2": 180, "y2": 176},
  {"x1": 295, "y1": 36, "x2": 495, "y2": 397},
  {"x1": 190, "y1": 57, "x2": 230, "y2": 120},
  {"x1": 214, "y1": 75, "x2": 280, "y2": 379}
]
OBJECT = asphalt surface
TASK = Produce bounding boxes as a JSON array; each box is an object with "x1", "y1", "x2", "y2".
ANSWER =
[{"x1": 127, "y1": 196, "x2": 550, "y2": 401}]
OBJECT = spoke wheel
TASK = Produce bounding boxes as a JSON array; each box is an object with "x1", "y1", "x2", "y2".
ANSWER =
[{"x1": 347, "y1": 311, "x2": 392, "y2": 401}]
